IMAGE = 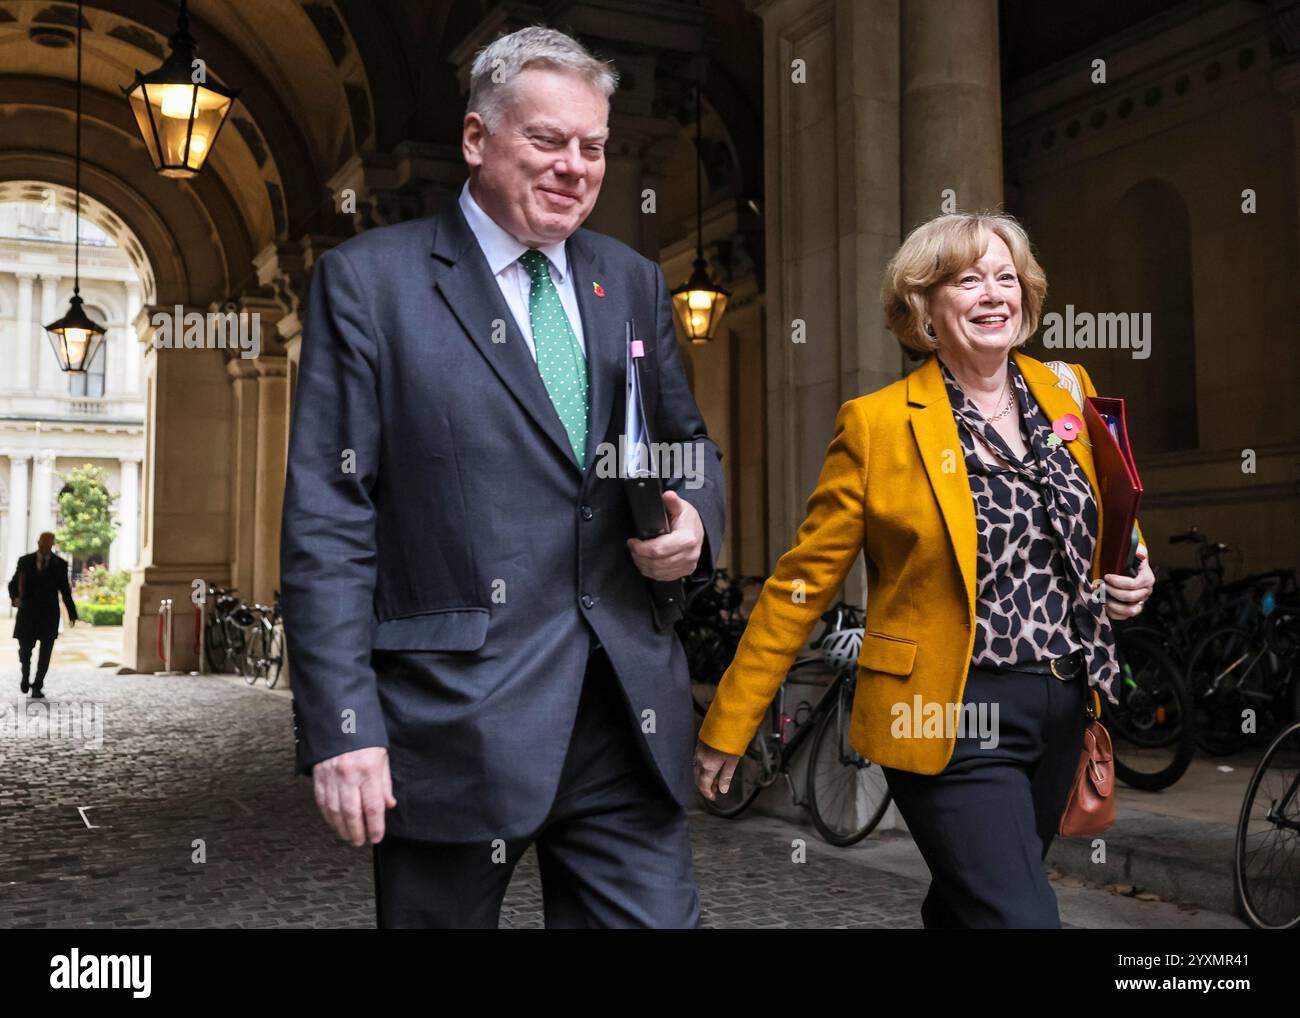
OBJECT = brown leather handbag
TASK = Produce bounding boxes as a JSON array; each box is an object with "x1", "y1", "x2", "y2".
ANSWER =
[{"x1": 1058, "y1": 690, "x2": 1115, "y2": 836}]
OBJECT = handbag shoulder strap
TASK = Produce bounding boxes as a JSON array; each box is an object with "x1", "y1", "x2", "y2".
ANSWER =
[{"x1": 1043, "y1": 359, "x2": 1085, "y2": 413}]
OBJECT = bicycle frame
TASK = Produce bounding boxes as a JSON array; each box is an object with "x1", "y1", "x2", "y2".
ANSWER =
[
  {"x1": 1266, "y1": 770, "x2": 1300, "y2": 836},
  {"x1": 750, "y1": 666, "x2": 855, "y2": 804}
]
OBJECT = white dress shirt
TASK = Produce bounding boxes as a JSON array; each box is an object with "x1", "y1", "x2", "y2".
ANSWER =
[{"x1": 457, "y1": 179, "x2": 587, "y2": 360}]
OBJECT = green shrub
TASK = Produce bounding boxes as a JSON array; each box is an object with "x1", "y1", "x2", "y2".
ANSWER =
[{"x1": 74, "y1": 601, "x2": 125, "y2": 626}]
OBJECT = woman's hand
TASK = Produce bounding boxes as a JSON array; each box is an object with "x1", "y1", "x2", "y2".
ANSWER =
[
  {"x1": 694, "y1": 740, "x2": 741, "y2": 800},
  {"x1": 1102, "y1": 542, "x2": 1154, "y2": 621}
]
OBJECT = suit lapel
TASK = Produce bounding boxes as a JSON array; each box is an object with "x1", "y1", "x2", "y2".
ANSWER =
[
  {"x1": 430, "y1": 202, "x2": 624, "y2": 479},
  {"x1": 430, "y1": 201, "x2": 581, "y2": 474},
  {"x1": 1012, "y1": 350, "x2": 1101, "y2": 504},
  {"x1": 908, "y1": 355, "x2": 978, "y2": 615},
  {"x1": 908, "y1": 350, "x2": 1108, "y2": 613},
  {"x1": 564, "y1": 230, "x2": 622, "y2": 474},
  {"x1": 1014, "y1": 350, "x2": 1106, "y2": 579}
]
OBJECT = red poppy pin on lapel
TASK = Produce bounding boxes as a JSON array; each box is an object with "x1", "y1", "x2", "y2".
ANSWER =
[
  {"x1": 1047, "y1": 412, "x2": 1090, "y2": 448},
  {"x1": 592, "y1": 282, "x2": 605, "y2": 297}
]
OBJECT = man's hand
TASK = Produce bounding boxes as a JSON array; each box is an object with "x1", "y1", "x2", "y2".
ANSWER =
[
  {"x1": 627, "y1": 490, "x2": 704, "y2": 582},
  {"x1": 1102, "y1": 542, "x2": 1154, "y2": 621},
  {"x1": 10, "y1": 598, "x2": 18, "y2": 609},
  {"x1": 312, "y1": 746, "x2": 397, "y2": 846},
  {"x1": 694, "y1": 740, "x2": 741, "y2": 801}
]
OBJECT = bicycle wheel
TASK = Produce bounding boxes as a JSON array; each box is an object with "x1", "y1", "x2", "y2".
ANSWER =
[
  {"x1": 1187, "y1": 625, "x2": 1263, "y2": 756},
  {"x1": 1234, "y1": 721, "x2": 1300, "y2": 929},
  {"x1": 222, "y1": 617, "x2": 250, "y2": 677},
  {"x1": 264, "y1": 621, "x2": 285, "y2": 689},
  {"x1": 240, "y1": 625, "x2": 264, "y2": 684},
  {"x1": 1105, "y1": 630, "x2": 1196, "y2": 791},
  {"x1": 204, "y1": 617, "x2": 229, "y2": 673},
  {"x1": 1114, "y1": 620, "x2": 1184, "y2": 666},
  {"x1": 806, "y1": 678, "x2": 892, "y2": 845}
]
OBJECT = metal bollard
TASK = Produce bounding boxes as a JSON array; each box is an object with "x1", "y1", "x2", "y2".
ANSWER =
[{"x1": 156, "y1": 597, "x2": 185, "y2": 675}]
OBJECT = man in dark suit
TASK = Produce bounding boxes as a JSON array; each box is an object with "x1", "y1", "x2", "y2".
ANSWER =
[
  {"x1": 8, "y1": 531, "x2": 78, "y2": 699},
  {"x1": 280, "y1": 25, "x2": 725, "y2": 928}
]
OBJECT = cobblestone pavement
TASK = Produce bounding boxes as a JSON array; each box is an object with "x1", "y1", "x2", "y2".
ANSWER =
[{"x1": 0, "y1": 665, "x2": 1237, "y2": 929}]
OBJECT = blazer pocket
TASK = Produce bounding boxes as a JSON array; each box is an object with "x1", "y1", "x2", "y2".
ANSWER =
[
  {"x1": 371, "y1": 607, "x2": 489, "y2": 652},
  {"x1": 859, "y1": 631, "x2": 918, "y2": 678}
]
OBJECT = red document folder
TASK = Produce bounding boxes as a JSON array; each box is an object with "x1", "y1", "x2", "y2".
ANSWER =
[{"x1": 1082, "y1": 395, "x2": 1143, "y2": 576}]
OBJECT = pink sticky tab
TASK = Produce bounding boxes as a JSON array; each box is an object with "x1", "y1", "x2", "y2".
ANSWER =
[{"x1": 630, "y1": 340, "x2": 645, "y2": 358}]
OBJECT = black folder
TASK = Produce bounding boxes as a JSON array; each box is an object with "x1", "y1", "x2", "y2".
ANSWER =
[{"x1": 623, "y1": 321, "x2": 685, "y2": 630}]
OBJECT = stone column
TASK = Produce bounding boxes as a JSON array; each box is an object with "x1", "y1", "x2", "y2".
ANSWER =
[
  {"x1": 6, "y1": 455, "x2": 30, "y2": 579},
  {"x1": 37, "y1": 275, "x2": 60, "y2": 393},
  {"x1": 107, "y1": 294, "x2": 123, "y2": 397},
  {"x1": 29, "y1": 452, "x2": 55, "y2": 538},
  {"x1": 753, "y1": 0, "x2": 904, "y2": 587},
  {"x1": 117, "y1": 457, "x2": 140, "y2": 572},
  {"x1": 124, "y1": 285, "x2": 143, "y2": 395},
  {"x1": 122, "y1": 307, "x2": 234, "y2": 673},
  {"x1": 243, "y1": 235, "x2": 343, "y2": 689},
  {"x1": 253, "y1": 359, "x2": 289, "y2": 606},
  {"x1": 752, "y1": 0, "x2": 1004, "y2": 562},
  {"x1": 227, "y1": 357, "x2": 259, "y2": 600},
  {"x1": 899, "y1": 0, "x2": 1003, "y2": 230},
  {"x1": 14, "y1": 273, "x2": 35, "y2": 393}
]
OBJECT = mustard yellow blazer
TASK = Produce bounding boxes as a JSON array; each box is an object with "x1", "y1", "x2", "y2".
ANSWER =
[{"x1": 698, "y1": 350, "x2": 1146, "y2": 775}]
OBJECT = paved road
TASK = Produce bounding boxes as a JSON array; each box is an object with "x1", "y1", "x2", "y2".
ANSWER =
[{"x1": 0, "y1": 665, "x2": 1242, "y2": 928}]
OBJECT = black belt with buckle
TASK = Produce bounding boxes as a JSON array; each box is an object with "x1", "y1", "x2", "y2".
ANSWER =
[{"x1": 990, "y1": 649, "x2": 1086, "y2": 681}]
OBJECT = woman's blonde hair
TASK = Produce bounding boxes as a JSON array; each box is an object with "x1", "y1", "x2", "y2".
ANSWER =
[{"x1": 880, "y1": 212, "x2": 1048, "y2": 358}]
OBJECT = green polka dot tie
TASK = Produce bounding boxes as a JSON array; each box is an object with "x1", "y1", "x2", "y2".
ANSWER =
[{"x1": 519, "y1": 248, "x2": 588, "y2": 466}]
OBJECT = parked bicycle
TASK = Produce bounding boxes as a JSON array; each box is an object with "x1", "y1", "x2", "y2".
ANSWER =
[
  {"x1": 1104, "y1": 626, "x2": 1196, "y2": 791},
  {"x1": 202, "y1": 582, "x2": 283, "y2": 685},
  {"x1": 1118, "y1": 526, "x2": 1300, "y2": 759},
  {"x1": 1185, "y1": 583, "x2": 1300, "y2": 755},
  {"x1": 698, "y1": 601, "x2": 893, "y2": 847},
  {"x1": 1234, "y1": 719, "x2": 1300, "y2": 929},
  {"x1": 239, "y1": 590, "x2": 286, "y2": 688},
  {"x1": 202, "y1": 583, "x2": 252, "y2": 675}
]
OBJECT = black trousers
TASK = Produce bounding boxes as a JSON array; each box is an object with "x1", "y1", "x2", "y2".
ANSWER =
[
  {"x1": 371, "y1": 647, "x2": 700, "y2": 928},
  {"x1": 18, "y1": 635, "x2": 56, "y2": 690},
  {"x1": 881, "y1": 662, "x2": 1088, "y2": 929}
]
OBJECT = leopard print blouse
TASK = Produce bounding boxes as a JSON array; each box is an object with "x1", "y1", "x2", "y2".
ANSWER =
[{"x1": 938, "y1": 354, "x2": 1120, "y2": 703}]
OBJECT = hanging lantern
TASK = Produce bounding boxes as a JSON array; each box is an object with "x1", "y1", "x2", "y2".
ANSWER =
[
  {"x1": 671, "y1": 80, "x2": 729, "y2": 344},
  {"x1": 671, "y1": 256, "x2": 730, "y2": 344},
  {"x1": 123, "y1": 0, "x2": 238, "y2": 178},
  {"x1": 46, "y1": 294, "x2": 105, "y2": 373},
  {"x1": 45, "y1": 0, "x2": 106, "y2": 374}
]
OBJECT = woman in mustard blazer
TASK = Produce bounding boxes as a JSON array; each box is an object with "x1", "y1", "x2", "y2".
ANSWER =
[{"x1": 695, "y1": 212, "x2": 1155, "y2": 928}]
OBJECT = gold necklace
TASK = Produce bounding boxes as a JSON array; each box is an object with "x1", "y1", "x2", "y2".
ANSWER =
[
  {"x1": 985, "y1": 381, "x2": 1016, "y2": 423},
  {"x1": 965, "y1": 375, "x2": 1014, "y2": 423}
]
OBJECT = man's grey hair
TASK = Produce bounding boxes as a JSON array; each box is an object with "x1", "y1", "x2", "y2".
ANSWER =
[{"x1": 467, "y1": 25, "x2": 619, "y2": 134}]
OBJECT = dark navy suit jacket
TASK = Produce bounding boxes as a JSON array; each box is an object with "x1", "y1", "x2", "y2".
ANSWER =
[
  {"x1": 8, "y1": 552, "x2": 77, "y2": 642},
  {"x1": 280, "y1": 197, "x2": 725, "y2": 841}
]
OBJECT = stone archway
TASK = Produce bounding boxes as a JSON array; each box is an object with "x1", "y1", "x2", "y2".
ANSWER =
[{"x1": 0, "y1": 1, "x2": 373, "y2": 671}]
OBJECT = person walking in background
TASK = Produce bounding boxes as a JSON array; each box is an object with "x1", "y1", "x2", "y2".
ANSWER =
[{"x1": 8, "y1": 531, "x2": 78, "y2": 700}]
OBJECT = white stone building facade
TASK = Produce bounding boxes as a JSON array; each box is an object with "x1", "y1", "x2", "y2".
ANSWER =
[{"x1": 0, "y1": 185, "x2": 147, "y2": 587}]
